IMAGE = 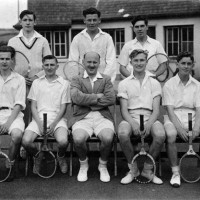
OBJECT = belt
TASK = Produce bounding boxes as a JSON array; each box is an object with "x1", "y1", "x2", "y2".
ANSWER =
[{"x1": 0, "y1": 107, "x2": 10, "y2": 111}]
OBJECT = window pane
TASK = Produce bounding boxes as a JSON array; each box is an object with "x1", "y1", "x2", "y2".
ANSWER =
[
  {"x1": 168, "y1": 43, "x2": 172, "y2": 56},
  {"x1": 61, "y1": 32, "x2": 65, "y2": 43},
  {"x1": 121, "y1": 30, "x2": 124, "y2": 42},
  {"x1": 55, "y1": 32, "x2": 59, "y2": 43},
  {"x1": 188, "y1": 28, "x2": 193, "y2": 41},
  {"x1": 116, "y1": 30, "x2": 120, "y2": 42},
  {"x1": 182, "y1": 42, "x2": 188, "y2": 52},
  {"x1": 182, "y1": 28, "x2": 188, "y2": 41},
  {"x1": 173, "y1": 43, "x2": 178, "y2": 55},
  {"x1": 188, "y1": 42, "x2": 193, "y2": 53},
  {"x1": 173, "y1": 28, "x2": 178, "y2": 41},
  {"x1": 61, "y1": 44, "x2": 65, "y2": 56},
  {"x1": 168, "y1": 29, "x2": 172, "y2": 42},
  {"x1": 55, "y1": 45, "x2": 60, "y2": 56}
]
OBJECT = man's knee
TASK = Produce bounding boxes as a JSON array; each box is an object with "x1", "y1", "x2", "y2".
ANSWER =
[
  {"x1": 99, "y1": 129, "x2": 114, "y2": 145},
  {"x1": 11, "y1": 129, "x2": 23, "y2": 144},
  {"x1": 118, "y1": 123, "x2": 131, "y2": 140},
  {"x1": 72, "y1": 129, "x2": 88, "y2": 146},
  {"x1": 55, "y1": 128, "x2": 68, "y2": 147},
  {"x1": 22, "y1": 131, "x2": 35, "y2": 148}
]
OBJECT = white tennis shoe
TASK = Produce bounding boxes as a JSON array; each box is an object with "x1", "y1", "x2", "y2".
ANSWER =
[
  {"x1": 98, "y1": 165, "x2": 110, "y2": 182},
  {"x1": 170, "y1": 173, "x2": 181, "y2": 187}
]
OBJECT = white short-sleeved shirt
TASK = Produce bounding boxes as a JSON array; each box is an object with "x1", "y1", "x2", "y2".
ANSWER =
[
  {"x1": 68, "y1": 28, "x2": 116, "y2": 83},
  {"x1": 163, "y1": 74, "x2": 200, "y2": 123},
  {"x1": 0, "y1": 71, "x2": 26, "y2": 110},
  {"x1": 117, "y1": 71, "x2": 162, "y2": 110},
  {"x1": 118, "y1": 36, "x2": 167, "y2": 73},
  {"x1": 28, "y1": 75, "x2": 71, "y2": 114}
]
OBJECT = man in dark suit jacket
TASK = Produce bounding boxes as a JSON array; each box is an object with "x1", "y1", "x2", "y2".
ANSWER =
[{"x1": 69, "y1": 51, "x2": 116, "y2": 183}]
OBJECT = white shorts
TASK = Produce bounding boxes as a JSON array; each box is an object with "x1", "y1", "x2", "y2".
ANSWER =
[
  {"x1": 164, "y1": 113, "x2": 195, "y2": 131},
  {"x1": 0, "y1": 109, "x2": 25, "y2": 134},
  {"x1": 72, "y1": 111, "x2": 114, "y2": 137},
  {"x1": 26, "y1": 112, "x2": 68, "y2": 136}
]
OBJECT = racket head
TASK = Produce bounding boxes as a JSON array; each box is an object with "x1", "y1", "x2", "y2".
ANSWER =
[
  {"x1": 63, "y1": 60, "x2": 85, "y2": 81},
  {"x1": 13, "y1": 51, "x2": 30, "y2": 77},
  {"x1": 132, "y1": 153, "x2": 156, "y2": 184},
  {"x1": 147, "y1": 53, "x2": 169, "y2": 82},
  {"x1": 0, "y1": 152, "x2": 11, "y2": 182},
  {"x1": 179, "y1": 153, "x2": 200, "y2": 183},
  {"x1": 34, "y1": 150, "x2": 57, "y2": 178}
]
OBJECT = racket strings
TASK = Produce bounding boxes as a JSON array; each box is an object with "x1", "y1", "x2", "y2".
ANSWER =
[
  {"x1": 180, "y1": 155, "x2": 200, "y2": 183},
  {"x1": 134, "y1": 155, "x2": 156, "y2": 184},
  {"x1": 0, "y1": 153, "x2": 11, "y2": 182},
  {"x1": 34, "y1": 151, "x2": 56, "y2": 178}
]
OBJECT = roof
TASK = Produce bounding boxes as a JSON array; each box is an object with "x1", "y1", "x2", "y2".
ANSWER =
[{"x1": 15, "y1": 0, "x2": 200, "y2": 28}]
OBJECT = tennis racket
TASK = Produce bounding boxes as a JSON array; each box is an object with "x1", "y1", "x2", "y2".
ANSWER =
[
  {"x1": 179, "y1": 113, "x2": 200, "y2": 183},
  {"x1": 34, "y1": 113, "x2": 57, "y2": 178},
  {"x1": 0, "y1": 134, "x2": 12, "y2": 182},
  {"x1": 132, "y1": 115, "x2": 156, "y2": 184},
  {"x1": 147, "y1": 53, "x2": 170, "y2": 82},
  {"x1": 13, "y1": 51, "x2": 31, "y2": 78},
  {"x1": 63, "y1": 60, "x2": 85, "y2": 82}
]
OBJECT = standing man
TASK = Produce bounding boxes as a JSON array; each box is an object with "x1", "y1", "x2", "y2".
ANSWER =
[
  {"x1": 69, "y1": 7, "x2": 116, "y2": 83},
  {"x1": 118, "y1": 49, "x2": 165, "y2": 185},
  {"x1": 163, "y1": 52, "x2": 200, "y2": 187},
  {"x1": 0, "y1": 46, "x2": 26, "y2": 181},
  {"x1": 119, "y1": 15, "x2": 167, "y2": 79},
  {"x1": 8, "y1": 10, "x2": 51, "y2": 85},
  {"x1": 69, "y1": 51, "x2": 116, "y2": 182}
]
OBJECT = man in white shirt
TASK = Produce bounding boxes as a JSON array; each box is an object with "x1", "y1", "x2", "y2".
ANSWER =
[
  {"x1": 119, "y1": 15, "x2": 167, "y2": 79},
  {"x1": 69, "y1": 7, "x2": 116, "y2": 83},
  {"x1": 163, "y1": 51, "x2": 200, "y2": 187},
  {"x1": 0, "y1": 46, "x2": 26, "y2": 181}
]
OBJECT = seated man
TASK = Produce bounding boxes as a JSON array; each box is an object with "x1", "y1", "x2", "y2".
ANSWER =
[
  {"x1": 69, "y1": 51, "x2": 116, "y2": 182},
  {"x1": 0, "y1": 46, "x2": 26, "y2": 181},
  {"x1": 22, "y1": 55, "x2": 71, "y2": 174},
  {"x1": 118, "y1": 49, "x2": 165, "y2": 185},
  {"x1": 163, "y1": 51, "x2": 200, "y2": 188}
]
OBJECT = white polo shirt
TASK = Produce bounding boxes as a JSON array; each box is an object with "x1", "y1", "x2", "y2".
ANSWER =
[
  {"x1": 118, "y1": 36, "x2": 167, "y2": 73},
  {"x1": 117, "y1": 71, "x2": 162, "y2": 111},
  {"x1": 28, "y1": 75, "x2": 71, "y2": 114},
  {"x1": 163, "y1": 74, "x2": 200, "y2": 124},
  {"x1": 68, "y1": 28, "x2": 116, "y2": 83},
  {"x1": 0, "y1": 71, "x2": 26, "y2": 110}
]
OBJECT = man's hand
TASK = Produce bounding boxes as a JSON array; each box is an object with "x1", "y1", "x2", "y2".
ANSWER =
[
  {"x1": 0, "y1": 122, "x2": 11, "y2": 135},
  {"x1": 192, "y1": 126, "x2": 199, "y2": 140},
  {"x1": 47, "y1": 122, "x2": 56, "y2": 135},
  {"x1": 25, "y1": 77, "x2": 33, "y2": 86},
  {"x1": 143, "y1": 121, "x2": 152, "y2": 137},
  {"x1": 131, "y1": 121, "x2": 141, "y2": 136},
  {"x1": 177, "y1": 127, "x2": 188, "y2": 142},
  {"x1": 96, "y1": 93, "x2": 104, "y2": 99}
]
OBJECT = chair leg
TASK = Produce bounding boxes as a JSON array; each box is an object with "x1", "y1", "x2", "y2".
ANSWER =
[
  {"x1": 158, "y1": 154, "x2": 162, "y2": 177},
  {"x1": 114, "y1": 135, "x2": 117, "y2": 176},
  {"x1": 69, "y1": 135, "x2": 73, "y2": 176}
]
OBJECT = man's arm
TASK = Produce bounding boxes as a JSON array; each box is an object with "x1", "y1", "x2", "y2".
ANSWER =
[
  {"x1": 70, "y1": 77, "x2": 98, "y2": 106},
  {"x1": 193, "y1": 107, "x2": 200, "y2": 139},
  {"x1": 0, "y1": 105, "x2": 22, "y2": 134},
  {"x1": 68, "y1": 36, "x2": 80, "y2": 62},
  {"x1": 103, "y1": 36, "x2": 117, "y2": 83},
  {"x1": 154, "y1": 61, "x2": 168, "y2": 78},
  {"x1": 42, "y1": 38, "x2": 52, "y2": 57},
  {"x1": 120, "y1": 98, "x2": 141, "y2": 136},
  {"x1": 119, "y1": 64, "x2": 131, "y2": 78},
  {"x1": 47, "y1": 103, "x2": 67, "y2": 135},
  {"x1": 144, "y1": 95, "x2": 161, "y2": 136}
]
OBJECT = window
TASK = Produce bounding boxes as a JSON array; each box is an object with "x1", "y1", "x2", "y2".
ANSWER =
[
  {"x1": 103, "y1": 29, "x2": 125, "y2": 56},
  {"x1": 165, "y1": 26, "x2": 193, "y2": 56},
  {"x1": 39, "y1": 31, "x2": 68, "y2": 58},
  {"x1": 39, "y1": 31, "x2": 52, "y2": 50}
]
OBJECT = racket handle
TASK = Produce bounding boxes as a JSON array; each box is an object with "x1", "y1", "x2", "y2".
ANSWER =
[
  {"x1": 188, "y1": 113, "x2": 192, "y2": 131},
  {"x1": 140, "y1": 115, "x2": 144, "y2": 131},
  {"x1": 43, "y1": 113, "x2": 47, "y2": 132}
]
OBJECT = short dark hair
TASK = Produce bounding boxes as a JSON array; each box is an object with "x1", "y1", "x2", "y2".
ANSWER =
[
  {"x1": 0, "y1": 46, "x2": 15, "y2": 59},
  {"x1": 83, "y1": 7, "x2": 101, "y2": 18},
  {"x1": 176, "y1": 51, "x2": 194, "y2": 63},
  {"x1": 42, "y1": 55, "x2": 58, "y2": 63},
  {"x1": 131, "y1": 15, "x2": 148, "y2": 27},
  {"x1": 20, "y1": 10, "x2": 36, "y2": 20},
  {"x1": 129, "y1": 49, "x2": 148, "y2": 60}
]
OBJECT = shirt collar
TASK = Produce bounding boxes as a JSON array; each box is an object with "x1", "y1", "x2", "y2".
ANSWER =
[
  {"x1": 133, "y1": 35, "x2": 151, "y2": 44},
  {"x1": 39, "y1": 75, "x2": 64, "y2": 85},
  {"x1": 17, "y1": 30, "x2": 42, "y2": 38},
  {"x1": 174, "y1": 74, "x2": 195, "y2": 86},
  {"x1": 128, "y1": 70, "x2": 154, "y2": 80},
  {"x1": 83, "y1": 70, "x2": 103, "y2": 80},
  {"x1": 81, "y1": 28, "x2": 105, "y2": 36}
]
